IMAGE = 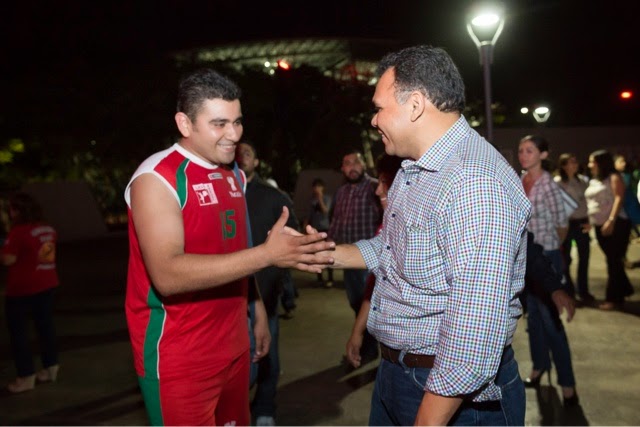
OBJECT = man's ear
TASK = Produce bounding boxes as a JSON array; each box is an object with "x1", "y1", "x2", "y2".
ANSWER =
[
  {"x1": 253, "y1": 158, "x2": 260, "y2": 169},
  {"x1": 175, "y1": 112, "x2": 191, "y2": 137},
  {"x1": 409, "y1": 91, "x2": 426, "y2": 122},
  {"x1": 540, "y1": 151, "x2": 549, "y2": 160}
]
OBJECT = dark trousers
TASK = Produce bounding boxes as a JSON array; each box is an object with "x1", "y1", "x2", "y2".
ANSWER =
[
  {"x1": 251, "y1": 314, "x2": 280, "y2": 418},
  {"x1": 561, "y1": 218, "x2": 591, "y2": 298},
  {"x1": 280, "y1": 270, "x2": 297, "y2": 311},
  {"x1": 595, "y1": 218, "x2": 635, "y2": 303},
  {"x1": 5, "y1": 288, "x2": 59, "y2": 377}
]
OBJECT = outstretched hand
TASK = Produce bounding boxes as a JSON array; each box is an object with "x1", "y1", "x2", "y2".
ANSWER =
[{"x1": 264, "y1": 207, "x2": 335, "y2": 273}]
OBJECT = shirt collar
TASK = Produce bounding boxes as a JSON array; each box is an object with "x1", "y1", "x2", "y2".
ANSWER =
[{"x1": 407, "y1": 115, "x2": 471, "y2": 173}]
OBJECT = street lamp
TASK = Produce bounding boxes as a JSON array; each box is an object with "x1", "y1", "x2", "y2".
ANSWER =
[
  {"x1": 533, "y1": 106, "x2": 551, "y2": 123},
  {"x1": 466, "y1": 2, "x2": 505, "y2": 143}
]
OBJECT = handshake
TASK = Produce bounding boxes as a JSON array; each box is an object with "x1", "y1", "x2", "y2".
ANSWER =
[{"x1": 265, "y1": 206, "x2": 338, "y2": 273}]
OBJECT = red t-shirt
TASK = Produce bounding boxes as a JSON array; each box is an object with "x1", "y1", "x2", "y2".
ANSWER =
[{"x1": 1, "y1": 222, "x2": 59, "y2": 296}]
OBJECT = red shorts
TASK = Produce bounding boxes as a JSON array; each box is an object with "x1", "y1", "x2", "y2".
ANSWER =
[{"x1": 138, "y1": 351, "x2": 251, "y2": 426}]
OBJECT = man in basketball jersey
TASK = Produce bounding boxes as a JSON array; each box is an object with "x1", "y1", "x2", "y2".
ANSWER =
[{"x1": 124, "y1": 69, "x2": 334, "y2": 426}]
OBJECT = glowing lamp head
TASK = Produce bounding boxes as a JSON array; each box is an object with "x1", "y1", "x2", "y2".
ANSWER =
[
  {"x1": 620, "y1": 91, "x2": 633, "y2": 100},
  {"x1": 277, "y1": 59, "x2": 290, "y2": 70}
]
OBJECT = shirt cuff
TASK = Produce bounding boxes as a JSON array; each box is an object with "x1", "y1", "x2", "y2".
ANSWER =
[{"x1": 355, "y1": 238, "x2": 379, "y2": 271}]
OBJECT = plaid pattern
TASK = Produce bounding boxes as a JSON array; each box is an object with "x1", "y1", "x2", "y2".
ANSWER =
[
  {"x1": 356, "y1": 116, "x2": 531, "y2": 401},
  {"x1": 523, "y1": 170, "x2": 568, "y2": 250},
  {"x1": 328, "y1": 174, "x2": 382, "y2": 244}
]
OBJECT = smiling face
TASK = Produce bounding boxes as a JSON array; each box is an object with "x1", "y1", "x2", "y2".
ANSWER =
[
  {"x1": 177, "y1": 98, "x2": 243, "y2": 166},
  {"x1": 371, "y1": 68, "x2": 414, "y2": 159}
]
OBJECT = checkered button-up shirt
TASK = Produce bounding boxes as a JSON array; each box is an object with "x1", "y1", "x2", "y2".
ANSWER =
[
  {"x1": 328, "y1": 174, "x2": 382, "y2": 244},
  {"x1": 356, "y1": 116, "x2": 531, "y2": 401},
  {"x1": 524, "y1": 170, "x2": 568, "y2": 250}
]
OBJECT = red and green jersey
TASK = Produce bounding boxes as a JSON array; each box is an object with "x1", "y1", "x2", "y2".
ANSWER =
[{"x1": 124, "y1": 144, "x2": 249, "y2": 381}]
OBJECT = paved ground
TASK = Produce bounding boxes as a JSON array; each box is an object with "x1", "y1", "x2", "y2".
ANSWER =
[{"x1": 1, "y1": 231, "x2": 640, "y2": 426}]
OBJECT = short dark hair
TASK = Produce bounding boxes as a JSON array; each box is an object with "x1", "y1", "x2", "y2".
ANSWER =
[
  {"x1": 176, "y1": 69, "x2": 242, "y2": 122},
  {"x1": 8, "y1": 192, "x2": 43, "y2": 225},
  {"x1": 341, "y1": 148, "x2": 364, "y2": 160},
  {"x1": 239, "y1": 139, "x2": 258, "y2": 158},
  {"x1": 520, "y1": 135, "x2": 549, "y2": 153},
  {"x1": 376, "y1": 45, "x2": 465, "y2": 113}
]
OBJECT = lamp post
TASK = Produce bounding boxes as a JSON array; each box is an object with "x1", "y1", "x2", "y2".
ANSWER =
[
  {"x1": 467, "y1": 3, "x2": 504, "y2": 143},
  {"x1": 533, "y1": 106, "x2": 551, "y2": 124}
]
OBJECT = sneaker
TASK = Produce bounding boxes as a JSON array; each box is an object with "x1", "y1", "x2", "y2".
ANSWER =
[{"x1": 256, "y1": 415, "x2": 276, "y2": 426}]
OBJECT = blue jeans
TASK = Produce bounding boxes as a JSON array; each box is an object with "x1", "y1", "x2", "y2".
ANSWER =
[
  {"x1": 5, "y1": 288, "x2": 59, "y2": 377},
  {"x1": 525, "y1": 249, "x2": 576, "y2": 387},
  {"x1": 561, "y1": 218, "x2": 591, "y2": 298},
  {"x1": 344, "y1": 269, "x2": 378, "y2": 358},
  {"x1": 249, "y1": 313, "x2": 280, "y2": 417},
  {"x1": 369, "y1": 346, "x2": 525, "y2": 426},
  {"x1": 525, "y1": 293, "x2": 576, "y2": 387}
]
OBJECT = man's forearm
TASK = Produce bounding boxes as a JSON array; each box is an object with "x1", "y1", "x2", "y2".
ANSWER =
[
  {"x1": 414, "y1": 392, "x2": 463, "y2": 426},
  {"x1": 330, "y1": 244, "x2": 367, "y2": 269}
]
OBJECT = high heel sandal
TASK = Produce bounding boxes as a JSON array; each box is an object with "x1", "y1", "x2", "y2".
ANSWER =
[
  {"x1": 7, "y1": 374, "x2": 36, "y2": 393},
  {"x1": 36, "y1": 364, "x2": 59, "y2": 383},
  {"x1": 522, "y1": 368, "x2": 550, "y2": 388}
]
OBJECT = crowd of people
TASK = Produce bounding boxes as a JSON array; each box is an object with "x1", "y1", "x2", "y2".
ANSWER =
[{"x1": 1, "y1": 43, "x2": 638, "y2": 426}]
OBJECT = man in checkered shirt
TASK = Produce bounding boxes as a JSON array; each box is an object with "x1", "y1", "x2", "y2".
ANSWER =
[{"x1": 315, "y1": 45, "x2": 531, "y2": 426}]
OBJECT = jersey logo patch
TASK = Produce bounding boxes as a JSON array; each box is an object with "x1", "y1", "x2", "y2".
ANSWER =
[
  {"x1": 208, "y1": 172, "x2": 223, "y2": 180},
  {"x1": 227, "y1": 176, "x2": 242, "y2": 198},
  {"x1": 192, "y1": 183, "x2": 218, "y2": 205}
]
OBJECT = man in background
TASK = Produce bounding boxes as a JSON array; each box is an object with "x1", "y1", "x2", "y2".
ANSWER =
[
  {"x1": 236, "y1": 140, "x2": 299, "y2": 426},
  {"x1": 328, "y1": 149, "x2": 382, "y2": 363}
]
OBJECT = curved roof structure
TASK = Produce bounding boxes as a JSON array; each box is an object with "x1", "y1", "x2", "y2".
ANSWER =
[{"x1": 173, "y1": 37, "x2": 407, "y2": 84}]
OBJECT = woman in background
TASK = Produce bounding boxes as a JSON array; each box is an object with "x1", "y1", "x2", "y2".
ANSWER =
[
  {"x1": 518, "y1": 135, "x2": 577, "y2": 405},
  {"x1": 554, "y1": 153, "x2": 594, "y2": 305},
  {"x1": 1, "y1": 192, "x2": 60, "y2": 393},
  {"x1": 585, "y1": 150, "x2": 634, "y2": 310}
]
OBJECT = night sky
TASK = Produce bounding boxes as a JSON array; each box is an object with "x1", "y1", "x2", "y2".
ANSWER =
[{"x1": 2, "y1": 0, "x2": 638, "y2": 127}]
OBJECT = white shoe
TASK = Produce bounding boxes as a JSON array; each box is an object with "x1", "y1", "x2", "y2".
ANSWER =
[
  {"x1": 36, "y1": 364, "x2": 59, "y2": 383},
  {"x1": 256, "y1": 415, "x2": 276, "y2": 426}
]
